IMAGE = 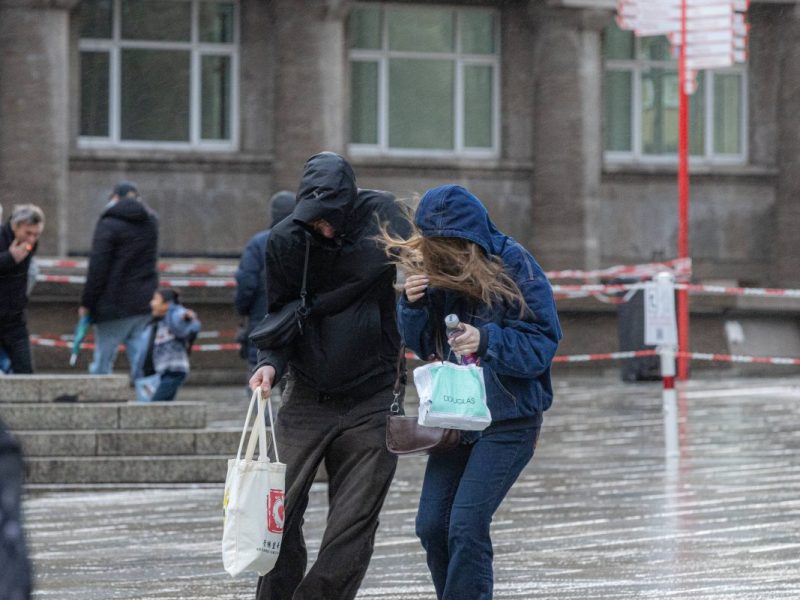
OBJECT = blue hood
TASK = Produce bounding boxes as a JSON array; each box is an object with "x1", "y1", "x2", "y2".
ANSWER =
[{"x1": 414, "y1": 185, "x2": 507, "y2": 256}]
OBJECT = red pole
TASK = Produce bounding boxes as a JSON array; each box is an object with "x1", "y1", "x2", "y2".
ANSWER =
[{"x1": 677, "y1": 0, "x2": 690, "y2": 380}]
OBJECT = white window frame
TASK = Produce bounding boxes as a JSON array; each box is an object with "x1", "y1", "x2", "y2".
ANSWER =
[
  {"x1": 78, "y1": 0, "x2": 240, "y2": 152},
  {"x1": 605, "y1": 37, "x2": 748, "y2": 166},
  {"x1": 348, "y1": 4, "x2": 501, "y2": 159}
]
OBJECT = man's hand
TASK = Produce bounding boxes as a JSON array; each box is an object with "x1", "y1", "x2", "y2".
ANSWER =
[
  {"x1": 78, "y1": 306, "x2": 90, "y2": 318},
  {"x1": 183, "y1": 309, "x2": 197, "y2": 321},
  {"x1": 450, "y1": 323, "x2": 481, "y2": 356},
  {"x1": 9, "y1": 239, "x2": 30, "y2": 264},
  {"x1": 404, "y1": 274, "x2": 429, "y2": 303},
  {"x1": 249, "y1": 365, "x2": 276, "y2": 396}
]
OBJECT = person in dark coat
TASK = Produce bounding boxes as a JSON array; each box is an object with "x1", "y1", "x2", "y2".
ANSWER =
[
  {"x1": 249, "y1": 152, "x2": 410, "y2": 600},
  {"x1": 234, "y1": 190, "x2": 295, "y2": 369},
  {"x1": 0, "y1": 419, "x2": 31, "y2": 599},
  {"x1": 79, "y1": 181, "x2": 159, "y2": 379},
  {"x1": 0, "y1": 204, "x2": 45, "y2": 374}
]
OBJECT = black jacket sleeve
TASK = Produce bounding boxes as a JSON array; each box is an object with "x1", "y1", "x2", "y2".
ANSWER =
[{"x1": 81, "y1": 218, "x2": 116, "y2": 311}]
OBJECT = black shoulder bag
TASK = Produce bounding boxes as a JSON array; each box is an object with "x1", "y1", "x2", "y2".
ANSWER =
[{"x1": 249, "y1": 237, "x2": 311, "y2": 350}]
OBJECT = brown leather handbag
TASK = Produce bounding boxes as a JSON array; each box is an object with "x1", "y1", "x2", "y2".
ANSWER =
[{"x1": 385, "y1": 344, "x2": 460, "y2": 456}]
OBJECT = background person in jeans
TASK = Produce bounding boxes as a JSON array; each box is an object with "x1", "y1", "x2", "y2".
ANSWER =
[
  {"x1": 234, "y1": 190, "x2": 295, "y2": 371},
  {"x1": 79, "y1": 181, "x2": 158, "y2": 380},
  {"x1": 385, "y1": 184, "x2": 562, "y2": 600},
  {"x1": 249, "y1": 152, "x2": 410, "y2": 600},
  {"x1": 0, "y1": 204, "x2": 45, "y2": 374},
  {"x1": 133, "y1": 288, "x2": 200, "y2": 401}
]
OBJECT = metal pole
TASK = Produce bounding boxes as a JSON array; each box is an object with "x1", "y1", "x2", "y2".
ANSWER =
[
  {"x1": 660, "y1": 344, "x2": 679, "y2": 458},
  {"x1": 677, "y1": 0, "x2": 691, "y2": 380}
]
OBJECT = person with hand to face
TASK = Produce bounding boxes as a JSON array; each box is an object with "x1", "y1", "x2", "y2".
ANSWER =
[
  {"x1": 383, "y1": 184, "x2": 562, "y2": 600},
  {"x1": 0, "y1": 204, "x2": 45, "y2": 374}
]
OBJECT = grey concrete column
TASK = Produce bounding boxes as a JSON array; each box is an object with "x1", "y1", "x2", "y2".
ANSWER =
[
  {"x1": 528, "y1": 5, "x2": 612, "y2": 272},
  {"x1": 271, "y1": 0, "x2": 349, "y2": 191},
  {"x1": 0, "y1": 0, "x2": 79, "y2": 255},
  {"x1": 773, "y1": 5, "x2": 800, "y2": 287}
]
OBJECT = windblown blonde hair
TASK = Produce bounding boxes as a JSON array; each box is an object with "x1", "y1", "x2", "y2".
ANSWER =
[{"x1": 380, "y1": 218, "x2": 527, "y2": 314}]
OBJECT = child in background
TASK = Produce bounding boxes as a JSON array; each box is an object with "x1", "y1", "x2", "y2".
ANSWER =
[{"x1": 133, "y1": 288, "x2": 200, "y2": 401}]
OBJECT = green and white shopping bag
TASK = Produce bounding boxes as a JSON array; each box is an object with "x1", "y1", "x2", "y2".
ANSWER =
[{"x1": 413, "y1": 361, "x2": 491, "y2": 431}]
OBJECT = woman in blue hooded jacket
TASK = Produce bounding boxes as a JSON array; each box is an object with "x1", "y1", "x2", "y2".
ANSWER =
[{"x1": 385, "y1": 184, "x2": 561, "y2": 600}]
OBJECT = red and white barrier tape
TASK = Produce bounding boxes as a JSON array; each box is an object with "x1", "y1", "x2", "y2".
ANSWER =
[
  {"x1": 36, "y1": 258, "x2": 237, "y2": 276},
  {"x1": 36, "y1": 274, "x2": 237, "y2": 288},
  {"x1": 552, "y1": 350, "x2": 658, "y2": 363},
  {"x1": 27, "y1": 336, "x2": 800, "y2": 365},
  {"x1": 553, "y1": 282, "x2": 800, "y2": 300},
  {"x1": 546, "y1": 257, "x2": 692, "y2": 281}
]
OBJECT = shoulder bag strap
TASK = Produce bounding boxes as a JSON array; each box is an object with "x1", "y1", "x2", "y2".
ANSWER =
[
  {"x1": 298, "y1": 237, "x2": 311, "y2": 314},
  {"x1": 390, "y1": 344, "x2": 406, "y2": 414}
]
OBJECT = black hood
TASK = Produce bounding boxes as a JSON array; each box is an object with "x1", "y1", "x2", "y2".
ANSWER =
[
  {"x1": 103, "y1": 197, "x2": 152, "y2": 223},
  {"x1": 292, "y1": 152, "x2": 357, "y2": 238}
]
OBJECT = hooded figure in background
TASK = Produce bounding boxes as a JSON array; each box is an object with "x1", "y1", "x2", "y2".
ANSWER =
[
  {"x1": 79, "y1": 181, "x2": 159, "y2": 380},
  {"x1": 234, "y1": 190, "x2": 295, "y2": 369},
  {"x1": 249, "y1": 152, "x2": 410, "y2": 600}
]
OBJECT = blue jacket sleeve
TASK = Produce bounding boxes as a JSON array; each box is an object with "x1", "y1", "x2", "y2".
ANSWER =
[
  {"x1": 479, "y1": 272, "x2": 561, "y2": 379},
  {"x1": 397, "y1": 290, "x2": 442, "y2": 360},
  {"x1": 165, "y1": 305, "x2": 201, "y2": 340},
  {"x1": 234, "y1": 235, "x2": 265, "y2": 316}
]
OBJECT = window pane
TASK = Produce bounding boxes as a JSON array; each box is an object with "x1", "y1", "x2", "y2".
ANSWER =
[
  {"x1": 641, "y1": 68, "x2": 678, "y2": 154},
  {"x1": 464, "y1": 65, "x2": 493, "y2": 148},
  {"x1": 639, "y1": 36, "x2": 671, "y2": 61},
  {"x1": 690, "y1": 72, "x2": 705, "y2": 156},
  {"x1": 389, "y1": 59, "x2": 454, "y2": 149},
  {"x1": 351, "y1": 61, "x2": 379, "y2": 144},
  {"x1": 714, "y1": 72, "x2": 742, "y2": 154},
  {"x1": 605, "y1": 70, "x2": 632, "y2": 152},
  {"x1": 348, "y1": 6, "x2": 382, "y2": 50},
  {"x1": 605, "y1": 21, "x2": 633, "y2": 60},
  {"x1": 122, "y1": 0, "x2": 191, "y2": 41},
  {"x1": 80, "y1": 52, "x2": 110, "y2": 136},
  {"x1": 461, "y1": 11, "x2": 494, "y2": 55},
  {"x1": 121, "y1": 49, "x2": 190, "y2": 141},
  {"x1": 79, "y1": 0, "x2": 113, "y2": 39},
  {"x1": 201, "y1": 55, "x2": 231, "y2": 140},
  {"x1": 200, "y1": 2, "x2": 235, "y2": 43},
  {"x1": 388, "y1": 8, "x2": 454, "y2": 53}
]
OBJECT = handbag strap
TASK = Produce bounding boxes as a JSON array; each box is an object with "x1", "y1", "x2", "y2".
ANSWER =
[
  {"x1": 390, "y1": 344, "x2": 406, "y2": 415},
  {"x1": 298, "y1": 237, "x2": 311, "y2": 316}
]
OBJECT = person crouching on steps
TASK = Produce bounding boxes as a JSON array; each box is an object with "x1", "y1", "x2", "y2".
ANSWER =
[{"x1": 133, "y1": 288, "x2": 200, "y2": 401}]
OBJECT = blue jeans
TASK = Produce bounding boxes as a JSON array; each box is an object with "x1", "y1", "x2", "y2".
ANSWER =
[
  {"x1": 416, "y1": 425, "x2": 541, "y2": 600},
  {"x1": 89, "y1": 314, "x2": 150, "y2": 380},
  {"x1": 151, "y1": 371, "x2": 187, "y2": 401}
]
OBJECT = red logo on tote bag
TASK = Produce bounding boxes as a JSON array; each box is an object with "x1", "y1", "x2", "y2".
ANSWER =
[{"x1": 267, "y1": 489, "x2": 285, "y2": 533}]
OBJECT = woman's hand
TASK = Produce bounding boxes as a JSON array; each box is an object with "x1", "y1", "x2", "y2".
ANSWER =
[
  {"x1": 450, "y1": 323, "x2": 480, "y2": 356},
  {"x1": 404, "y1": 274, "x2": 429, "y2": 303},
  {"x1": 249, "y1": 365, "x2": 276, "y2": 396}
]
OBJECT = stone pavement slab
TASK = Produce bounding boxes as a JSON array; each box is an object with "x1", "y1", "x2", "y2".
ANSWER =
[{"x1": 23, "y1": 376, "x2": 800, "y2": 599}]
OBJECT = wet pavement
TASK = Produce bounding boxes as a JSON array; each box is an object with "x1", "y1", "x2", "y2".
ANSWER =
[{"x1": 23, "y1": 375, "x2": 800, "y2": 599}]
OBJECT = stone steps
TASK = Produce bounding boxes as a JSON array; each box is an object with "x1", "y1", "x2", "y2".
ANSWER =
[
  {"x1": 14, "y1": 428, "x2": 241, "y2": 457},
  {"x1": 0, "y1": 402, "x2": 207, "y2": 430},
  {"x1": 0, "y1": 375, "x2": 248, "y2": 484},
  {"x1": 0, "y1": 374, "x2": 130, "y2": 402}
]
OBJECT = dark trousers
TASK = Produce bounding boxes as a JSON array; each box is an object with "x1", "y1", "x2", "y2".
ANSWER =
[
  {"x1": 255, "y1": 375, "x2": 398, "y2": 600},
  {"x1": 151, "y1": 371, "x2": 187, "y2": 401},
  {"x1": 415, "y1": 425, "x2": 542, "y2": 600},
  {"x1": 0, "y1": 319, "x2": 33, "y2": 374}
]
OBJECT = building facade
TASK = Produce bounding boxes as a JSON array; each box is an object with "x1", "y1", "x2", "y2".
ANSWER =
[{"x1": 1, "y1": 0, "x2": 798, "y2": 283}]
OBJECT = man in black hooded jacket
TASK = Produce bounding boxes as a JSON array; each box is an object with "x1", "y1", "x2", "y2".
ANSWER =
[
  {"x1": 79, "y1": 182, "x2": 159, "y2": 379},
  {"x1": 250, "y1": 152, "x2": 409, "y2": 600}
]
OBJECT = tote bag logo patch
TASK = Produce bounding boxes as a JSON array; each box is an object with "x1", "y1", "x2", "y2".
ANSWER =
[{"x1": 268, "y1": 489, "x2": 285, "y2": 533}]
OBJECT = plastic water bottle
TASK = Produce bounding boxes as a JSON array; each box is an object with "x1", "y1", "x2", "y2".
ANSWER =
[{"x1": 445, "y1": 314, "x2": 478, "y2": 365}]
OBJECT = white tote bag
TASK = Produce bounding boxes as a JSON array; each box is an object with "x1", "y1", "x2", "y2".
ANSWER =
[{"x1": 222, "y1": 388, "x2": 286, "y2": 577}]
